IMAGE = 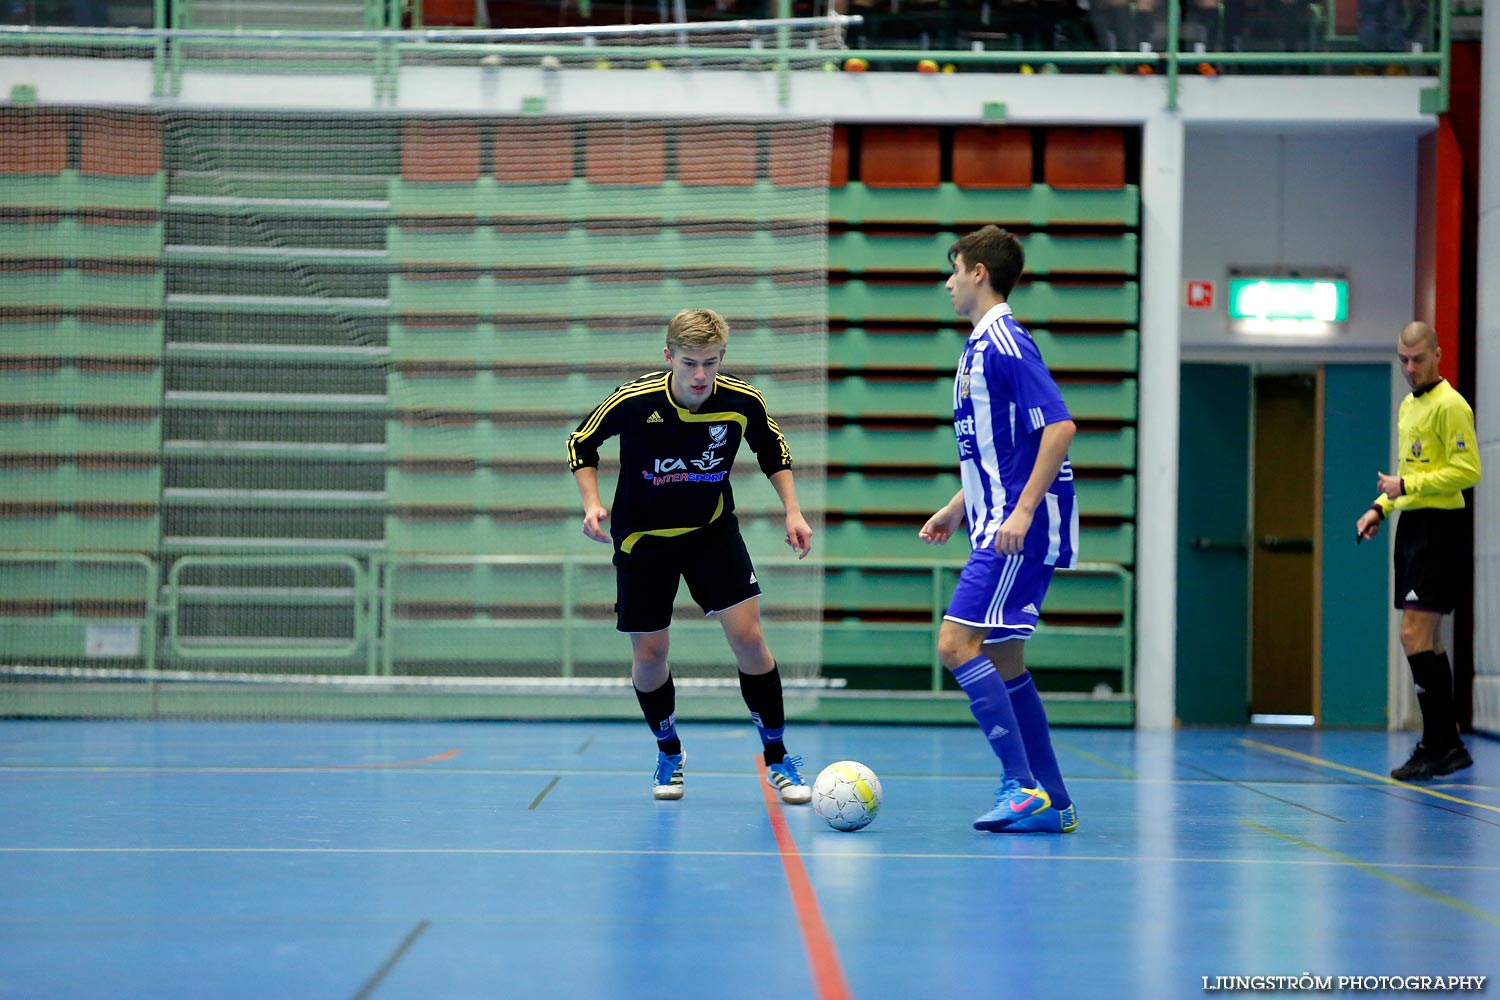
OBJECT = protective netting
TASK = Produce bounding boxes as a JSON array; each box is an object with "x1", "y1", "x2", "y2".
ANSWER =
[{"x1": 0, "y1": 38, "x2": 831, "y2": 718}]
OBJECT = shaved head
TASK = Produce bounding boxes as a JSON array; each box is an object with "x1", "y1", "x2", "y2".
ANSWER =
[
  {"x1": 1399, "y1": 321, "x2": 1438, "y2": 351},
  {"x1": 1396, "y1": 321, "x2": 1442, "y2": 389}
]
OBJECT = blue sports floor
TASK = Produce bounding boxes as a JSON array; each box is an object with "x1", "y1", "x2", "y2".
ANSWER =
[{"x1": 1, "y1": 720, "x2": 1496, "y2": 1000}]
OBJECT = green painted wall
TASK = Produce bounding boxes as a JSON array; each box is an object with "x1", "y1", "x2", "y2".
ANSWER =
[
  {"x1": 1319, "y1": 364, "x2": 1391, "y2": 726},
  {"x1": 1176, "y1": 364, "x2": 1251, "y2": 724}
]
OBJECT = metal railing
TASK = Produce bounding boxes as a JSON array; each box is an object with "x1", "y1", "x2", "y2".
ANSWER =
[
  {"x1": 0, "y1": 550, "x2": 1133, "y2": 698},
  {"x1": 0, "y1": 0, "x2": 1455, "y2": 113}
]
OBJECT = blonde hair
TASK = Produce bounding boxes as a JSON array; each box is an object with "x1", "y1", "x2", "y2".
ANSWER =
[{"x1": 666, "y1": 308, "x2": 729, "y2": 352}]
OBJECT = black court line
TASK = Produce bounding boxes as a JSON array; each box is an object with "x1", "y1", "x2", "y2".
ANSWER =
[
  {"x1": 575, "y1": 737, "x2": 594, "y2": 755},
  {"x1": 349, "y1": 920, "x2": 429, "y2": 1000},
  {"x1": 1178, "y1": 760, "x2": 1347, "y2": 822},
  {"x1": 1365, "y1": 784, "x2": 1500, "y2": 829},
  {"x1": 529, "y1": 776, "x2": 560, "y2": 810}
]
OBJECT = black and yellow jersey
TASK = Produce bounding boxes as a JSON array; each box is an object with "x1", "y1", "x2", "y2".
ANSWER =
[
  {"x1": 1375, "y1": 378, "x2": 1482, "y2": 515},
  {"x1": 567, "y1": 370, "x2": 794, "y2": 552}
]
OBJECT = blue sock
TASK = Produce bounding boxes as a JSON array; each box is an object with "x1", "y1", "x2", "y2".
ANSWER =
[
  {"x1": 1006, "y1": 671, "x2": 1071, "y2": 810},
  {"x1": 953, "y1": 654, "x2": 1034, "y2": 787},
  {"x1": 738, "y1": 666, "x2": 788, "y2": 764}
]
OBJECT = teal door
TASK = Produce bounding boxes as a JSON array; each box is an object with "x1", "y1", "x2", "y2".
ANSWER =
[{"x1": 1176, "y1": 364, "x2": 1251, "y2": 724}]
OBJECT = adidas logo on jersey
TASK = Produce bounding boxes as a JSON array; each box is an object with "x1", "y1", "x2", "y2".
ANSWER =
[
  {"x1": 987, "y1": 724, "x2": 1008, "y2": 739},
  {"x1": 647, "y1": 411, "x2": 664, "y2": 424},
  {"x1": 1022, "y1": 603, "x2": 1039, "y2": 615}
]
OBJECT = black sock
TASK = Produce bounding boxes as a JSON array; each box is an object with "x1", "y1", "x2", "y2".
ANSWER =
[
  {"x1": 1407, "y1": 650, "x2": 1457, "y2": 749},
  {"x1": 738, "y1": 665, "x2": 787, "y2": 765},
  {"x1": 634, "y1": 675, "x2": 681, "y2": 756}
]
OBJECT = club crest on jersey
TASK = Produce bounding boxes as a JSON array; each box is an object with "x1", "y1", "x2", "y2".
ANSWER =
[
  {"x1": 1456, "y1": 435, "x2": 1467, "y2": 451},
  {"x1": 959, "y1": 369, "x2": 972, "y2": 399},
  {"x1": 1411, "y1": 440, "x2": 1423, "y2": 457}
]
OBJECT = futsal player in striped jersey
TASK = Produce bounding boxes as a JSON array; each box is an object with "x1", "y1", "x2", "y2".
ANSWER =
[
  {"x1": 920, "y1": 226, "x2": 1080, "y2": 833},
  {"x1": 568, "y1": 308, "x2": 816, "y2": 805}
]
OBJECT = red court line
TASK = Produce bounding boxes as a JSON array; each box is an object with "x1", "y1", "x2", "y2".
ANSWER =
[{"x1": 756, "y1": 757, "x2": 854, "y2": 1000}]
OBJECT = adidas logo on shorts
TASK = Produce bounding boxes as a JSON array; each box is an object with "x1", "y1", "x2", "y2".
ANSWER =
[{"x1": 1022, "y1": 603, "x2": 1039, "y2": 615}]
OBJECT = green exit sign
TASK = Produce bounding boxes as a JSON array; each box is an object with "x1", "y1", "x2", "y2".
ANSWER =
[{"x1": 1227, "y1": 277, "x2": 1348, "y2": 322}]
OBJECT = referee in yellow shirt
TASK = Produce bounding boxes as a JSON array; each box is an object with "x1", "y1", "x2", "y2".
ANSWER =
[{"x1": 1356, "y1": 322, "x2": 1482, "y2": 781}]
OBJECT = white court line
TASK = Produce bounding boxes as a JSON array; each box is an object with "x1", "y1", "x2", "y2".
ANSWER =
[{"x1": 1, "y1": 845, "x2": 1499, "y2": 873}]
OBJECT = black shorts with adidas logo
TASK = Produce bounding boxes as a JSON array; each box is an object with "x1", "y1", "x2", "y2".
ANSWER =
[
  {"x1": 612, "y1": 514, "x2": 762, "y2": 633},
  {"x1": 1393, "y1": 507, "x2": 1469, "y2": 613}
]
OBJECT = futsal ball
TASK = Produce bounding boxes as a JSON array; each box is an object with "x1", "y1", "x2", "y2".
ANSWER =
[
  {"x1": 916, "y1": 59, "x2": 939, "y2": 73},
  {"x1": 843, "y1": 57, "x2": 869, "y2": 73},
  {"x1": 812, "y1": 760, "x2": 882, "y2": 832}
]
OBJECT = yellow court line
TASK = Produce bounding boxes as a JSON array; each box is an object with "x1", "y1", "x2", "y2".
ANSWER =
[
  {"x1": 1052, "y1": 740, "x2": 1140, "y2": 779},
  {"x1": 1243, "y1": 819, "x2": 1500, "y2": 927},
  {"x1": 5, "y1": 845, "x2": 1500, "y2": 873},
  {"x1": 1239, "y1": 739, "x2": 1500, "y2": 814}
]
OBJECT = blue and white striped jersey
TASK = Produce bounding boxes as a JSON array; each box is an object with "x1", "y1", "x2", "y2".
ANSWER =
[{"x1": 951, "y1": 302, "x2": 1076, "y2": 554}]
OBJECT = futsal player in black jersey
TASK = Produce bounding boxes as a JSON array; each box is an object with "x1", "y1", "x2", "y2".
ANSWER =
[
  {"x1": 1355, "y1": 322, "x2": 1482, "y2": 781},
  {"x1": 567, "y1": 308, "x2": 816, "y2": 803}
]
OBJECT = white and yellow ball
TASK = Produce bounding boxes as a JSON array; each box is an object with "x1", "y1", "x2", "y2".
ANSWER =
[{"x1": 812, "y1": 760, "x2": 882, "y2": 832}]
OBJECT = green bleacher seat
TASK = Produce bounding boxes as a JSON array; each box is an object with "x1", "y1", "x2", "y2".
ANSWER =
[
  {"x1": 830, "y1": 278, "x2": 1138, "y2": 324},
  {"x1": 388, "y1": 226, "x2": 823, "y2": 273},
  {"x1": 825, "y1": 425, "x2": 1135, "y2": 471},
  {"x1": 0, "y1": 362, "x2": 163, "y2": 407},
  {"x1": 0, "y1": 319, "x2": 164, "y2": 362},
  {"x1": 0, "y1": 509, "x2": 159, "y2": 552},
  {"x1": 821, "y1": 622, "x2": 1126, "y2": 670},
  {"x1": 827, "y1": 327, "x2": 1138, "y2": 373},
  {"x1": 4, "y1": 461, "x2": 160, "y2": 504},
  {"x1": 0, "y1": 217, "x2": 163, "y2": 262},
  {"x1": 829, "y1": 232, "x2": 1138, "y2": 276},
  {"x1": 0, "y1": 170, "x2": 165, "y2": 212},
  {"x1": 0, "y1": 267, "x2": 164, "y2": 311},
  {"x1": 390, "y1": 178, "x2": 821, "y2": 225},
  {"x1": 389, "y1": 273, "x2": 822, "y2": 321},
  {"x1": 0, "y1": 412, "x2": 162, "y2": 456},
  {"x1": 828, "y1": 183, "x2": 1141, "y2": 227}
]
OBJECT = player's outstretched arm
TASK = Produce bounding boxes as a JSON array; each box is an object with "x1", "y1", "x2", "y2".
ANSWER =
[
  {"x1": 769, "y1": 469, "x2": 812, "y2": 559},
  {"x1": 573, "y1": 467, "x2": 611, "y2": 544},
  {"x1": 920, "y1": 490, "x2": 966, "y2": 545}
]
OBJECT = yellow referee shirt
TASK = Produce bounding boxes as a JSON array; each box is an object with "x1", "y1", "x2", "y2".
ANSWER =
[{"x1": 1374, "y1": 378, "x2": 1482, "y2": 515}]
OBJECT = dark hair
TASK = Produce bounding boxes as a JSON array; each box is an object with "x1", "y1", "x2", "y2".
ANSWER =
[{"x1": 948, "y1": 225, "x2": 1025, "y2": 298}]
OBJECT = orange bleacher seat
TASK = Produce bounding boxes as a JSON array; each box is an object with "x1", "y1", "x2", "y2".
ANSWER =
[
  {"x1": 80, "y1": 113, "x2": 163, "y2": 177},
  {"x1": 494, "y1": 121, "x2": 575, "y2": 183},
  {"x1": 952, "y1": 126, "x2": 1033, "y2": 189},
  {"x1": 401, "y1": 122, "x2": 482, "y2": 183},
  {"x1": 1043, "y1": 128, "x2": 1126, "y2": 190},
  {"x1": 0, "y1": 110, "x2": 68, "y2": 174},
  {"x1": 860, "y1": 125, "x2": 940, "y2": 188},
  {"x1": 677, "y1": 124, "x2": 757, "y2": 187},
  {"x1": 767, "y1": 123, "x2": 846, "y2": 188},
  {"x1": 585, "y1": 123, "x2": 666, "y2": 186},
  {"x1": 422, "y1": 0, "x2": 478, "y2": 25}
]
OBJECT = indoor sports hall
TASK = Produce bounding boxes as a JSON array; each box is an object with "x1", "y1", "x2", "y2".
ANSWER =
[{"x1": 1, "y1": 2, "x2": 1497, "y2": 997}]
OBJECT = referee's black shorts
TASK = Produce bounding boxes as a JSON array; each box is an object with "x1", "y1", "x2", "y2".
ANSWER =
[
  {"x1": 1393, "y1": 507, "x2": 1469, "y2": 613},
  {"x1": 612, "y1": 514, "x2": 762, "y2": 633}
]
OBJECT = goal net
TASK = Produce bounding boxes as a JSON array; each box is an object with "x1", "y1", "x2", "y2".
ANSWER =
[{"x1": 0, "y1": 20, "x2": 833, "y2": 720}]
